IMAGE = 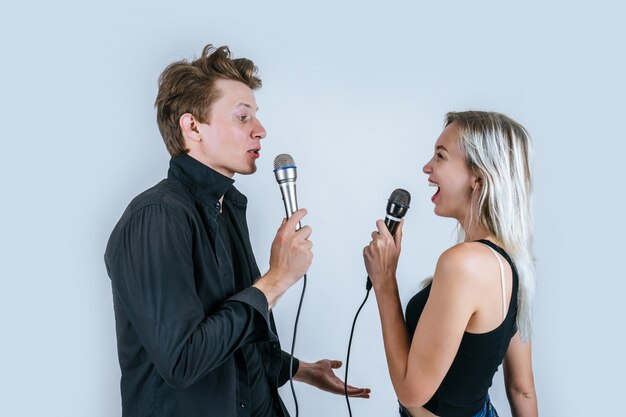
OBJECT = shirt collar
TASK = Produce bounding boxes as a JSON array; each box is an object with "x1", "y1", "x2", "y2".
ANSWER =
[{"x1": 168, "y1": 154, "x2": 235, "y2": 203}]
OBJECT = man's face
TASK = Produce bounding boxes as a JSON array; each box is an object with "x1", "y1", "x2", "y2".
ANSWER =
[{"x1": 194, "y1": 78, "x2": 266, "y2": 177}]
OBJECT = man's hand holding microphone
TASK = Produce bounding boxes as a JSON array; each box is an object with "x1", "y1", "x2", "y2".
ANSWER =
[{"x1": 253, "y1": 208, "x2": 313, "y2": 309}]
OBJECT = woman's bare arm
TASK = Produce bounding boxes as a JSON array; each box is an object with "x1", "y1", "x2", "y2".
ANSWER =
[{"x1": 503, "y1": 332, "x2": 538, "y2": 417}]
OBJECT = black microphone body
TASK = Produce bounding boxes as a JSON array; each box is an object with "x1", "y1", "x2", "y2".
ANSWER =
[{"x1": 366, "y1": 190, "x2": 411, "y2": 290}]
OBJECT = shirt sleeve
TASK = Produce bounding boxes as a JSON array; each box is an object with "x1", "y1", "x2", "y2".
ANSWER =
[
  {"x1": 277, "y1": 350, "x2": 300, "y2": 387},
  {"x1": 105, "y1": 203, "x2": 277, "y2": 389}
]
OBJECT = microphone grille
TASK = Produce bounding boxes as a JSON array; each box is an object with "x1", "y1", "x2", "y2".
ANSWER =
[
  {"x1": 389, "y1": 188, "x2": 411, "y2": 208},
  {"x1": 273, "y1": 153, "x2": 296, "y2": 170}
]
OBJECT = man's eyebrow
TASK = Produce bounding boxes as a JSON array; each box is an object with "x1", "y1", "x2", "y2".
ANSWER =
[
  {"x1": 436, "y1": 145, "x2": 449, "y2": 152},
  {"x1": 236, "y1": 103, "x2": 258, "y2": 111}
]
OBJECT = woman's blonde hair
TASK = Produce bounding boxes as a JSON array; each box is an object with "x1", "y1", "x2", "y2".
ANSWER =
[{"x1": 446, "y1": 111, "x2": 535, "y2": 341}]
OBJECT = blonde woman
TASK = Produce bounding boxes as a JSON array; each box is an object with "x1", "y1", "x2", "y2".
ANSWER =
[{"x1": 364, "y1": 112, "x2": 538, "y2": 417}]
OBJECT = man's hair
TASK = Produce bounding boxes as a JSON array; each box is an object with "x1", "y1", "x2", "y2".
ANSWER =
[{"x1": 155, "y1": 44, "x2": 262, "y2": 156}]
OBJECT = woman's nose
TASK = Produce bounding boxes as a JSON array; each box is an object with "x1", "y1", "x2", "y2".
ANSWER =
[{"x1": 422, "y1": 160, "x2": 432, "y2": 174}]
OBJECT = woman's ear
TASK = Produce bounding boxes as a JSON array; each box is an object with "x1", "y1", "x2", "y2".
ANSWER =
[{"x1": 472, "y1": 176, "x2": 483, "y2": 190}]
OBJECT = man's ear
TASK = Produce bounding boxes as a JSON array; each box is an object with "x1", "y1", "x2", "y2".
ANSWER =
[{"x1": 179, "y1": 113, "x2": 202, "y2": 144}]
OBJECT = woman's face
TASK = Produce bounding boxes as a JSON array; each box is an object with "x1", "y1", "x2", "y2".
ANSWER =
[{"x1": 422, "y1": 122, "x2": 478, "y2": 222}]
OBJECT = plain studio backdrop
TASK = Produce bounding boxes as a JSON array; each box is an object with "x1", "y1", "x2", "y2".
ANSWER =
[{"x1": 1, "y1": 1, "x2": 624, "y2": 416}]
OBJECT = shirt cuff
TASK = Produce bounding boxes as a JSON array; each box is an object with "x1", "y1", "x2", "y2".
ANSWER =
[
  {"x1": 278, "y1": 350, "x2": 300, "y2": 387},
  {"x1": 226, "y1": 287, "x2": 277, "y2": 341}
]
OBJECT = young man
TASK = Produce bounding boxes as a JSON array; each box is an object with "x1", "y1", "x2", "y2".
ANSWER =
[{"x1": 104, "y1": 45, "x2": 369, "y2": 417}]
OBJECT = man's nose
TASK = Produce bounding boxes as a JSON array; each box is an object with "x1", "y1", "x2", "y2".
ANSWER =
[{"x1": 253, "y1": 118, "x2": 266, "y2": 140}]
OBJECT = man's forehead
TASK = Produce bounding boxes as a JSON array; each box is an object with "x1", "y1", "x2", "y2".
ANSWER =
[
  {"x1": 214, "y1": 83, "x2": 257, "y2": 109},
  {"x1": 213, "y1": 93, "x2": 258, "y2": 112},
  {"x1": 215, "y1": 78, "x2": 254, "y2": 95}
]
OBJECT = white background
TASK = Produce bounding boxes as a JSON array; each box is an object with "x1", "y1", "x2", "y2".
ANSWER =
[{"x1": 1, "y1": 1, "x2": 625, "y2": 416}]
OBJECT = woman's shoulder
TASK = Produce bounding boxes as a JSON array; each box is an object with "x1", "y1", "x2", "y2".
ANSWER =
[
  {"x1": 434, "y1": 242, "x2": 496, "y2": 285},
  {"x1": 439, "y1": 241, "x2": 494, "y2": 265}
]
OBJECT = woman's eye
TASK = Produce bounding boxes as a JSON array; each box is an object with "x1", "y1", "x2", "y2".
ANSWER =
[
  {"x1": 436, "y1": 152, "x2": 443, "y2": 160},
  {"x1": 238, "y1": 115, "x2": 249, "y2": 122}
]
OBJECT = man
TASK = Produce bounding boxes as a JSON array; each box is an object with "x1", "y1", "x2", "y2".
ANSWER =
[{"x1": 104, "y1": 44, "x2": 369, "y2": 417}]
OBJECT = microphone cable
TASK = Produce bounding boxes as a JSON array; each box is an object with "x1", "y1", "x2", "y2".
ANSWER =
[
  {"x1": 288, "y1": 273, "x2": 307, "y2": 417},
  {"x1": 273, "y1": 153, "x2": 307, "y2": 417},
  {"x1": 344, "y1": 286, "x2": 371, "y2": 417},
  {"x1": 343, "y1": 188, "x2": 411, "y2": 416}
]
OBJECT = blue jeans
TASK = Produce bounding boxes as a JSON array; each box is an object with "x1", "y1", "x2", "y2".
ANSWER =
[
  {"x1": 471, "y1": 395, "x2": 499, "y2": 417},
  {"x1": 398, "y1": 395, "x2": 499, "y2": 417}
]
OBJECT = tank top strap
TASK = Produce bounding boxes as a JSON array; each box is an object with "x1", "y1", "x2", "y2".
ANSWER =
[
  {"x1": 486, "y1": 246, "x2": 507, "y2": 320},
  {"x1": 475, "y1": 239, "x2": 513, "y2": 321},
  {"x1": 475, "y1": 239, "x2": 513, "y2": 267}
]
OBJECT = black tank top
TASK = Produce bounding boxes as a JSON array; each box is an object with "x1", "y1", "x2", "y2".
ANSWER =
[{"x1": 404, "y1": 240, "x2": 518, "y2": 417}]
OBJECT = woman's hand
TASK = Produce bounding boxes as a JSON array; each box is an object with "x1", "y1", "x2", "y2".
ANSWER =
[{"x1": 363, "y1": 219, "x2": 403, "y2": 291}]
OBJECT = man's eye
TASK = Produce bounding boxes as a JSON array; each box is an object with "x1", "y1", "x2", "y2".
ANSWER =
[
  {"x1": 436, "y1": 152, "x2": 444, "y2": 160},
  {"x1": 238, "y1": 115, "x2": 249, "y2": 122}
]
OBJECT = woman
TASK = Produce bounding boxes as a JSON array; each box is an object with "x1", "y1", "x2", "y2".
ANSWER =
[{"x1": 363, "y1": 111, "x2": 538, "y2": 417}]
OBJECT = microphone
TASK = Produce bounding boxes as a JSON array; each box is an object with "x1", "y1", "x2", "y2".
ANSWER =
[
  {"x1": 273, "y1": 153, "x2": 301, "y2": 230},
  {"x1": 366, "y1": 188, "x2": 411, "y2": 290},
  {"x1": 273, "y1": 153, "x2": 305, "y2": 417},
  {"x1": 345, "y1": 188, "x2": 412, "y2": 416}
]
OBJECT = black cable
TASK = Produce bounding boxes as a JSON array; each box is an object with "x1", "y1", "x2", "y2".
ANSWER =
[
  {"x1": 344, "y1": 287, "x2": 371, "y2": 417},
  {"x1": 288, "y1": 273, "x2": 307, "y2": 417}
]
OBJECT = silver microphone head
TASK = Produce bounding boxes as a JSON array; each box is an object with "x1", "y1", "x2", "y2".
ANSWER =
[
  {"x1": 273, "y1": 153, "x2": 296, "y2": 170},
  {"x1": 273, "y1": 153, "x2": 297, "y2": 184}
]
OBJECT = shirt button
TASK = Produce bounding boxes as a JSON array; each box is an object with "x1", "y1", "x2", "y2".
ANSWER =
[
  {"x1": 240, "y1": 402, "x2": 246, "y2": 408},
  {"x1": 214, "y1": 202, "x2": 221, "y2": 210}
]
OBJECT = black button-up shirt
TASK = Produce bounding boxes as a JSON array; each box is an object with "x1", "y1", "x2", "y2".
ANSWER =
[{"x1": 105, "y1": 154, "x2": 298, "y2": 417}]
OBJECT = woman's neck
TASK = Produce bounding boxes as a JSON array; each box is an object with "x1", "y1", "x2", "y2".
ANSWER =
[
  {"x1": 458, "y1": 199, "x2": 496, "y2": 243},
  {"x1": 462, "y1": 223, "x2": 494, "y2": 243}
]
